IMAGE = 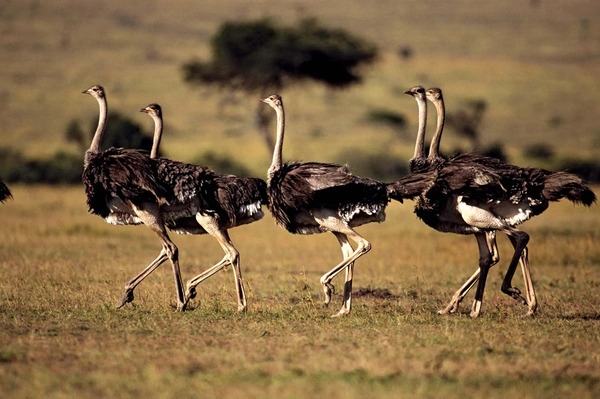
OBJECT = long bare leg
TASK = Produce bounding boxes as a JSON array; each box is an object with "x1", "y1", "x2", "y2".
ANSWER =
[
  {"x1": 185, "y1": 256, "x2": 229, "y2": 300},
  {"x1": 194, "y1": 215, "x2": 246, "y2": 312},
  {"x1": 439, "y1": 231, "x2": 499, "y2": 314},
  {"x1": 500, "y1": 230, "x2": 529, "y2": 302},
  {"x1": 518, "y1": 246, "x2": 537, "y2": 316},
  {"x1": 319, "y1": 230, "x2": 371, "y2": 317},
  {"x1": 331, "y1": 232, "x2": 355, "y2": 318},
  {"x1": 120, "y1": 204, "x2": 186, "y2": 311},
  {"x1": 438, "y1": 268, "x2": 480, "y2": 315},
  {"x1": 503, "y1": 231, "x2": 536, "y2": 316},
  {"x1": 470, "y1": 232, "x2": 495, "y2": 318},
  {"x1": 117, "y1": 250, "x2": 168, "y2": 309}
]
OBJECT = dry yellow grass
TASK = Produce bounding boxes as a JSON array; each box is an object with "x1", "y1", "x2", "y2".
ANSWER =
[{"x1": 0, "y1": 185, "x2": 598, "y2": 398}]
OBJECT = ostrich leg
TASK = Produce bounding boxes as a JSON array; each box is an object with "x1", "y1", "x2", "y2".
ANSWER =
[
  {"x1": 469, "y1": 232, "x2": 495, "y2": 318},
  {"x1": 118, "y1": 205, "x2": 186, "y2": 311},
  {"x1": 439, "y1": 231, "x2": 498, "y2": 314}
]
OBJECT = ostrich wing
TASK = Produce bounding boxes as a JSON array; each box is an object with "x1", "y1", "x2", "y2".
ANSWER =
[
  {"x1": 0, "y1": 177, "x2": 12, "y2": 202},
  {"x1": 83, "y1": 148, "x2": 169, "y2": 218},
  {"x1": 268, "y1": 162, "x2": 388, "y2": 231},
  {"x1": 154, "y1": 158, "x2": 216, "y2": 207}
]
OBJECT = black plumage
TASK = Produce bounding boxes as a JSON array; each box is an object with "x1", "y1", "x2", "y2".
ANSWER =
[
  {"x1": 393, "y1": 86, "x2": 596, "y2": 317},
  {"x1": 154, "y1": 157, "x2": 219, "y2": 222},
  {"x1": 83, "y1": 148, "x2": 169, "y2": 222},
  {"x1": 140, "y1": 103, "x2": 267, "y2": 311},
  {"x1": 268, "y1": 162, "x2": 388, "y2": 234},
  {"x1": 0, "y1": 177, "x2": 12, "y2": 203},
  {"x1": 82, "y1": 85, "x2": 187, "y2": 311},
  {"x1": 262, "y1": 94, "x2": 400, "y2": 317},
  {"x1": 213, "y1": 174, "x2": 267, "y2": 227},
  {"x1": 394, "y1": 153, "x2": 595, "y2": 233}
]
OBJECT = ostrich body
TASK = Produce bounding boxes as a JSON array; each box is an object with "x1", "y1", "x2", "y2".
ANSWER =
[
  {"x1": 140, "y1": 103, "x2": 267, "y2": 312},
  {"x1": 262, "y1": 94, "x2": 400, "y2": 317},
  {"x1": 81, "y1": 85, "x2": 187, "y2": 311},
  {"x1": 394, "y1": 87, "x2": 596, "y2": 317},
  {"x1": 0, "y1": 177, "x2": 12, "y2": 203}
]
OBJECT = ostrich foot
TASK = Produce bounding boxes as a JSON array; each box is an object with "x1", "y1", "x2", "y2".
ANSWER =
[
  {"x1": 186, "y1": 286, "x2": 197, "y2": 300},
  {"x1": 331, "y1": 306, "x2": 350, "y2": 318},
  {"x1": 502, "y1": 286, "x2": 528, "y2": 305},
  {"x1": 469, "y1": 300, "x2": 482, "y2": 318},
  {"x1": 116, "y1": 289, "x2": 134, "y2": 309},
  {"x1": 320, "y1": 280, "x2": 335, "y2": 307},
  {"x1": 438, "y1": 297, "x2": 461, "y2": 315}
]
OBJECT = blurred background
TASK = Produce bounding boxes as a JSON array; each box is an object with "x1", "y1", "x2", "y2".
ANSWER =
[{"x1": 1, "y1": 0, "x2": 599, "y2": 184}]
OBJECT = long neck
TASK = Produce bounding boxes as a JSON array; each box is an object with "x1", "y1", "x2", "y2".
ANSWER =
[
  {"x1": 267, "y1": 104, "x2": 285, "y2": 183},
  {"x1": 411, "y1": 96, "x2": 427, "y2": 161},
  {"x1": 88, "y1": 95, "x2": 107, "y2": 155},
  {"x1": 150, "y1": 114, "x2": 163, "y2": 159},
  {"x1": 428, "y1": 98, "x2": 445, "y2": 160}
]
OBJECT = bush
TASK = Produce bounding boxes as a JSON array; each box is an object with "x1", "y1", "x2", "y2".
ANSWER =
[
  {"x1": 366, "y1": 109, "x2": 406, "y2": 129},
  {"x1": 479, "y1": 142, "x2": 507, "y2": 162},
  {"x1": 191, "y1": 151, "x2": 252, "y2": 177},
  {"x1": 0, "y1": 147, "x2": 82, "y2": 184},
  {"x1": 524, "y1": 143, "x2": 555, "y2": 160},
  {"x1": 89, "y1": 111, "x2": 154, "y2": 153},
  {"x1": 335, "y1": 149, "x2": 408, "y2": 182}
]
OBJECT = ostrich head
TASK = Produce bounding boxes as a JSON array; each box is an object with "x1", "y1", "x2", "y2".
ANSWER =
[
  {"x1": 82, "y1": 84, "x2": 105, "y2": 99},
  {"x1": 426, "y1": 87, "x2": 443, "y2": 102},
  {"x1": 261, "y1": 94, "x2": 283, "y2": 109},
  {"x1": 403, "y1": 85, "x2": 426, "y2": 99},
  {"x1": 140, "y1": 103, "x2": 162, "y2": 117}
]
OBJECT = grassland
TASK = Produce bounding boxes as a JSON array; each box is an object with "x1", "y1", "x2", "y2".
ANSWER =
[
  {"x1": 1, "y1": 1, "x2": 600, "y2": 397},
  {"x1": 1, "y1": 0, "x2": 599, "y2": 172},
  {"x1": 0, "y1": 185, "x2": 599, "y2": 398}
]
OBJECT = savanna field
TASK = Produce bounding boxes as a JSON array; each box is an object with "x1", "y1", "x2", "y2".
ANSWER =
[
  {"x1": 1, "y1": 0, "x2": 600, "y2": 398},
  {"x1": 0, "y1": 185, "x2": 599, "y2": 398}
]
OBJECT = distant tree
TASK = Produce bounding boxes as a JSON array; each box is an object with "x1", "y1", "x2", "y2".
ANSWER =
[{"x1": 182, "y1": 18, "x2": 378, "y2": 151}]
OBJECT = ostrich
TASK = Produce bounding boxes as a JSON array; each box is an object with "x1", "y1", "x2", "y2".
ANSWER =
[
  {"x1": 82, "y1": 85, "x2": 187, "y2": 311},
  {"x1": 261, "y1": 94, "x2": 402, "y2": 317},
  {"x1": 395, "y1": 87, "x2": 596, "y2": 317},
  {"x1": 140, "y1": 103, "x2": 267, "y2": 312},
  {"x1": 0, "y1": 177, "x2": 12, "y2": 203}
]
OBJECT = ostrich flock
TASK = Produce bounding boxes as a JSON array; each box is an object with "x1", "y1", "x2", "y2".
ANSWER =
[{"x1": 3, "y1": 84, "x2": 595, "y2": 318}]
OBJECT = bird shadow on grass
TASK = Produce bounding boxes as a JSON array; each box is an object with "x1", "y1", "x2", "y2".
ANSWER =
[
  {"x1": 550, "y1": 312, "x2": 600, "y2": 321},
  {"x1": 352, "y1": 287, "x2": 399, "y2": 299}
]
